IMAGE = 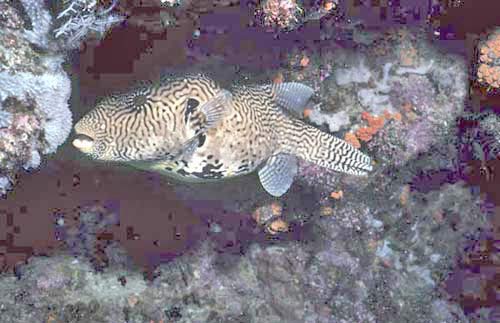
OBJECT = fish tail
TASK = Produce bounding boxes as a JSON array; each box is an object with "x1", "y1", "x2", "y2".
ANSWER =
[{"x1": 279, "y1": 118, "x2": 373, "y2": 175}]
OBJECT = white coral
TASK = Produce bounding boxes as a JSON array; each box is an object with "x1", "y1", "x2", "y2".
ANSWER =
[
  {"x1": 0, "y1": 110, "x2": 12, "y2": 128},
  {"x1": 20, "y1": 0, "x2": 53, "y2": 48},
  {"x1": 0, "y1": 65, "x2": 72, "y2": 153},
  {"x1": 23, "y1": 150, "x2": 41, "y2": 170},
  {"x1": 396, "y1": 60, "x2": 434, "y2": 75},
  {"x1": 308, "y1": 109, "x2": 350, "y2": 133},
  {"x1": 334, "y1": 58, "x2": 372, "y2": 85}
]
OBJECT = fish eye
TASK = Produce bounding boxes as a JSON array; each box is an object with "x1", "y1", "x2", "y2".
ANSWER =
[
  {"x1": 184, "y1": 98, "x2": 200, "y2": 122},
  {"x1": 187, "y1": 98, "x2": 199, "y2": 109}
]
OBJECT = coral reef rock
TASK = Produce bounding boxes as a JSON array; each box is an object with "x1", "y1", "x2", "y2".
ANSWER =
[{"x1": 0, "y1": 0, "x2": 122, "y2": 195}]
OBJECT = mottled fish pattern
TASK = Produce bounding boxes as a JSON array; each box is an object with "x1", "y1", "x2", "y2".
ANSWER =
[{"x1": 73, "y1": 73, "x2": 373, "y2": 196}]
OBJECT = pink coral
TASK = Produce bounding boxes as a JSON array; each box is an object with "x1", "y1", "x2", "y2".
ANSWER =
[
  {"x1": 0, "y1": 103, "x2": 44, "y2": 195},
  {"x1": 259, "y1": 0, "x2": 302, "y2": 30},
  {"x1": 0, "y1": 111, "x2": 42, "y2": 164},
  {"x1": 477, "y1": 29, "x2": 500, "y2": 88}
]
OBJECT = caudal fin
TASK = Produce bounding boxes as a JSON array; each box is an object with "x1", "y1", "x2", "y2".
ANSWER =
[{"x1": 279, "y1": 118, "x2": 373, "y2": 175}]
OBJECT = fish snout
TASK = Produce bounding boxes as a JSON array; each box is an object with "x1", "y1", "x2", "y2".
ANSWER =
[{"x1": 72, "y1": 134, "x2": 94, "y2": 153}]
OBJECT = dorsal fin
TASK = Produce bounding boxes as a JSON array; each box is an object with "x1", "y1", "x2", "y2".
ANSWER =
[{"x1": 272, "y1": 82, "x2": 315, "y2": 115}]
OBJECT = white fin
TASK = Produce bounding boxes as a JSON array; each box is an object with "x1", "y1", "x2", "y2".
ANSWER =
[
  {"x1": 258, "y1": 154, "x2": 298, "y2": 197},
  {"x1": 274, "y1": 82, "x2": 315, "y2": 115},
  {"x1": 199, "y1": 89, "x2": 232, "y2": 129},
  {"x1": 175, "y1": 136, "x2": 200, "y2": 161}
]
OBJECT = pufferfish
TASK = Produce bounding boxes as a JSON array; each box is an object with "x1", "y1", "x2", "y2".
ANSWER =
[{"x1": 72, "y1": 73, "x2": 373, "y2": 197}]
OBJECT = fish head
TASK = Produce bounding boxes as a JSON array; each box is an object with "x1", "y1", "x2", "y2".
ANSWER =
[
  {"x1": 72, "y1": 87, "x2": 180, "y2": 162},
  {"x1": 72, "y1": 74, "x2": 226, "y2": 162}
]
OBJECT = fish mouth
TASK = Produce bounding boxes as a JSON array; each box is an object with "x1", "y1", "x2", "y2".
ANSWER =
[{"x1": 72, "y1": 134, "x2": 94, "y2": 153}]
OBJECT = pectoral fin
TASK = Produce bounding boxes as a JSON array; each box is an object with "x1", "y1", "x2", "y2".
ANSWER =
[
  {"x1": 173, "y1": 136, "x2": 200, "y2": 161},
  {"x1": 258, "y1": 154, "x2": 298, "y2": 197},
  {"x1": 196, "y1": 89, "x2": 232, "y2": 130}
]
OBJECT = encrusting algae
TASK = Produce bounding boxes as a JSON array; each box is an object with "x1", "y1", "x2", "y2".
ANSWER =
[
  {"x1": 345, "y1": 110, "x2": 402, "y2": 148},
  {"x1": 356, "y1": 112, "x2": 386, "y2": 142},
  {"x1": 73, "y1": 73, "x2": 373, "y2": 197}
]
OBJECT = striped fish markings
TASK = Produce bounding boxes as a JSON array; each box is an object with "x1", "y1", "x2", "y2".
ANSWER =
[{"x1": 73, "y1": 74, "x2": 373, "y2": 196}]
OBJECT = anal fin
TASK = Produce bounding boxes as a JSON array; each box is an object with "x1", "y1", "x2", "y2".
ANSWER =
[{"x1": 258, "y1": 154, "x2": 298, "y2": 197}]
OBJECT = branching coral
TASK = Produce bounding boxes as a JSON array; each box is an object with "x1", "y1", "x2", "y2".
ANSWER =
[{"x1": 54, "y1": 0, "x2": 124, "y2": 49}]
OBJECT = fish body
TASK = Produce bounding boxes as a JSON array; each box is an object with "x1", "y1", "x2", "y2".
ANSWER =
[{"x1": 73, "y1": 73, "x2": 373, "y2": 196}]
